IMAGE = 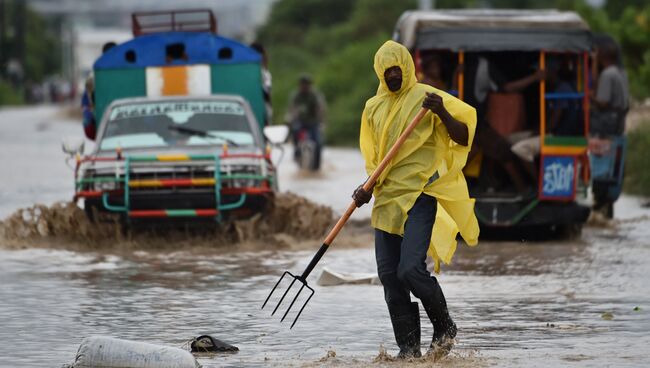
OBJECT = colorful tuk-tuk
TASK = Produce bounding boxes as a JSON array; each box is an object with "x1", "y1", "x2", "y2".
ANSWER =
[
  {"x1": 394, "y1": 9, "x2": 594, "y2": 230},
  {"x1": 66, "y1": 10, "x2": 285, "y2": 224}
]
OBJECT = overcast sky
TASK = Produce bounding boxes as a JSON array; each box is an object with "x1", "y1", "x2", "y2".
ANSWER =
[{"x1": 28, "y1": 0, "x2": 277, "y2": 39}]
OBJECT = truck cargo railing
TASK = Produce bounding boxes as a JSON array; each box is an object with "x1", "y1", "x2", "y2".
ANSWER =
[{"x1": 132, "y1": 9, "x2": 217, "y2": 36}]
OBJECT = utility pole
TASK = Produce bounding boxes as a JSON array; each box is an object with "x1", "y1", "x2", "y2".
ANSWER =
[
  {"x1": 0, "y1": 0, "x2": 6, "y2": 76},
  {"x1": 14, "y1": 0, "x2": 25, "y2": 75},
  {"x1": 418, "y1": 0, "x2": 435, "y2": 10}
]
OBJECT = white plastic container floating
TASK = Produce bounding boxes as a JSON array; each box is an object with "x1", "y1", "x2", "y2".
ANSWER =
[
  {"x1": 68, "y1": 336, "x2": 201, "y2": 368},
  {"x1": 317, "y1": 267, "x2": 380, "y2": 286}
]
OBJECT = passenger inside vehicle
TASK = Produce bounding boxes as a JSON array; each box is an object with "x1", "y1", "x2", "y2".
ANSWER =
[
  {"x1": 418, "y1": 51, "x2": 460, "y2": 94},
  {"x1": 420, "y1": 54, "x2": 448, "y2": 90},
  {"x1": 511, "y1": 57, "x2": 584, "y2": 180},
  {"x1": 463, "y1": 52, "x2": 543, "y2": 193}
]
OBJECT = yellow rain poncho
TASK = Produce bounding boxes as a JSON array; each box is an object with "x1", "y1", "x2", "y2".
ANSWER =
[{"x1": 359, "y1": 40, "x2": 480, "y2": 272}]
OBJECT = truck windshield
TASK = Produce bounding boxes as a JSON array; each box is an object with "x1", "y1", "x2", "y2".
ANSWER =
[{"x1": 99, "y1": 100, "x2": 255, "y2": 150}]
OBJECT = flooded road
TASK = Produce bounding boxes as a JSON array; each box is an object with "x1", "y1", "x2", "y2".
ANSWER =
[{"x1": 1, "y1": 106, "x2": 649, "y2": 367}]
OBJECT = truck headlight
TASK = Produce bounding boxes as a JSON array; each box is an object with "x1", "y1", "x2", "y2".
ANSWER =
[
  {"x1": 231, "y1": 179, "x2": 256, "y2": 188},
  {"x1": 95, "y1": 181, "x2": 117, "y2": 191}
]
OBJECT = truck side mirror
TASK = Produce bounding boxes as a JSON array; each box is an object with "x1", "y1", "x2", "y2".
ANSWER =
[
  {"x1": 263, "y1": 125, "x2": 289, "y2": 145},
  {"x1": 61, "y1": 137, "x2": 85, "y2": 156}
]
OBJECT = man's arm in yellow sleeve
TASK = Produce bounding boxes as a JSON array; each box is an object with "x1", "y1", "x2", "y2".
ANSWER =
[
  {"x1": 359, "y1": 108, "x2": 377, "y2": 175},
  {"x1": 423, "y1": 92, "x2": 469, "y2": 146}
]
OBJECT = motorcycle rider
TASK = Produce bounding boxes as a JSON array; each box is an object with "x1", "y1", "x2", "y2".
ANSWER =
[{"x1": 286, "y1": 74, "x2": 327, "y2": 169}]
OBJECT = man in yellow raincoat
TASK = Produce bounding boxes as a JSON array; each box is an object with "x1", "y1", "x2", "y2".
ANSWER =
[{"x1": 352, "y1": 40, "x2": 479, "y2": 359}]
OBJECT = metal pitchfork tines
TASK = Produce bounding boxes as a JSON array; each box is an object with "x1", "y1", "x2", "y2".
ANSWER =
[{"x1": 262, "y1": 108, "x2": 429, "y2": 329}]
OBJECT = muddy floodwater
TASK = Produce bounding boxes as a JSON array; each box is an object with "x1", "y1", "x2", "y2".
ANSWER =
[{"x1": 1, "y1": 106, "x2": 650, "y2": 367}]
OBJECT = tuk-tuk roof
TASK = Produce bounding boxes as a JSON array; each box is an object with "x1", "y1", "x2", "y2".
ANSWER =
[
  {"x1": 94, "y1": 31, "x2": 261, "y2": 70},
  {"x1": 394, "y1": 9, "x2": 591, "y2": 52}
]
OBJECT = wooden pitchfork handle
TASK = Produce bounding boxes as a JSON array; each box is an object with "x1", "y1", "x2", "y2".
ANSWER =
[{"x1": 298, "y1": 108, "x2": 429, "y2": 280}]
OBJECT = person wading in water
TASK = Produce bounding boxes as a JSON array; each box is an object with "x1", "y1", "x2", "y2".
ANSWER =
[{"x1": 352, "y1": 41, "x2": 479, "y2": 359}]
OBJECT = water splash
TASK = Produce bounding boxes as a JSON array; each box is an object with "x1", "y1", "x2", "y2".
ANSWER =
[{"x1": 0, "y1": 193, "x2": 335, "y2": 251}]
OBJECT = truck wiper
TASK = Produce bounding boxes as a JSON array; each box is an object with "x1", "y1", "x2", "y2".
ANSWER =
[{"x1": 168, "y1": 125, "x2": 239, "y2": 147}]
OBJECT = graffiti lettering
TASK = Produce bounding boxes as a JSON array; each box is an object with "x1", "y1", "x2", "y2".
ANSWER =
[{"x1": 543, "y1": 162, "x2": 574, "y2": 195}]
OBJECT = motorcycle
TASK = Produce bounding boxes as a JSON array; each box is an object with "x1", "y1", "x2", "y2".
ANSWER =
[{"x1": 291, "y1": 122, "x2": 321, "y2": 171}]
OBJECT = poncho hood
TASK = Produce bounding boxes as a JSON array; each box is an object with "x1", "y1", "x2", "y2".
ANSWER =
[{"x1": 374, "y1": 40, "x2": 418, "y2": 97}]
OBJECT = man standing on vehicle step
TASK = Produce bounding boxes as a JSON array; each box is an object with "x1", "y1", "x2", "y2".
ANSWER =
[{"x1": 352, "y1": 40, "x2": 479, "y2": 360}]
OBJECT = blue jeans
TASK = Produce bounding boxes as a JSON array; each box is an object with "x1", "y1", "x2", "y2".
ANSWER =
[{"x1": 375, "y1": 193, "x2": 451, "y2": 334}]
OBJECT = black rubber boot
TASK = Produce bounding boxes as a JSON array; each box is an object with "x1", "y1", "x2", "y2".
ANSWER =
[
  {"x1": 421, "y1": 277, "x2": 457, "y2": 360},
  {"x1": 388, "y1": 302, "x2": 422, "y2": 359},
  {"x1": 424, "y1": 305, "x2": 457, "y2": 360}
]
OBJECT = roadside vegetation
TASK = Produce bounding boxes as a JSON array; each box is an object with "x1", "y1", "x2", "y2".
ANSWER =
[
  {"x1": 0, "y1": 1, "x2": 62, "y2": 105},
  {"x1": 0, "y1": 79, "x2": 23, "y2": 105},
  {"x1": 624, "y1": 123, "x2": 650, "y2": 197}
]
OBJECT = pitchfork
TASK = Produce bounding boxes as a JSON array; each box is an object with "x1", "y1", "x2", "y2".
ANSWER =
[{"x1": 262, "y1": 108, "x2": 430, "y2": 328}]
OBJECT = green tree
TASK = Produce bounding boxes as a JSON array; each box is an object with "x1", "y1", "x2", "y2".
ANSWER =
[
  {"x1": 0, "y1": 0, "x2": 61, "y2": 105},
  {"x1": 257, "y1": 0, "x2": 355, "y2": 47},
  {"x1": 23, "y1": 7, "x2": 62, "y2": 83}
]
